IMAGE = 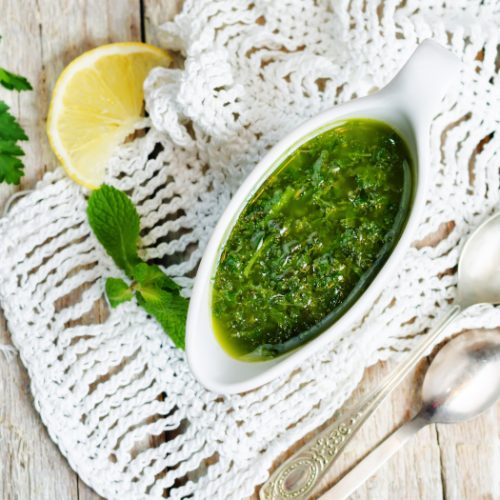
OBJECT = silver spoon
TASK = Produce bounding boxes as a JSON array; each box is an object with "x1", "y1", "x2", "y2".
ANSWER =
[
  {"x1": 323, "y1": 328, "x2": 500, "y2": 499},
  {"x1": 261, "y1": 212, "x2": 500, "y2": 500}
]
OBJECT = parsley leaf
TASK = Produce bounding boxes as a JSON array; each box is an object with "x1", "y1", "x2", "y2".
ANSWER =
[
  {"x1": 87, "y1": 185, "x2": 189, "y2": 349},
  {"x1": 0, "y1": 139, "x2": 24, "y2": 155},
  {"x1": 0, "y1": 67, "x2": 32, "y2": 91},
  {"x1": 0, "y1": 33, "x2": 32, "y2": 185},
  {"x1": 105, "y1": 277, "x2": 133, "y2": 307},
  {"x1": 0, "y1": 153, "x2": 24, "y2": 184},
  {"x1": 87, "y1": 185, "x2": 141, "y2": 276},
  {"x1": 0, "y1": 102, "x2": 28, "y2": 141},
  {"x1": 0, "y1": 78, "x2": 30, "y2": 185}
]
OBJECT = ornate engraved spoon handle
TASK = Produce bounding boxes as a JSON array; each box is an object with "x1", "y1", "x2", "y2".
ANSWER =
[
  {"x1": 259, "y1": 306, "x2": 461, "y2": 499},
  {"x1": 259, "y1": 399, "x2": 367, "y2": 500}
]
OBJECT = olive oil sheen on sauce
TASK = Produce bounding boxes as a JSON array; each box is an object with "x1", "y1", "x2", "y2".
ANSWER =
[{"x1": 212, "y1": 119, "x2": 413, "y2": 361}]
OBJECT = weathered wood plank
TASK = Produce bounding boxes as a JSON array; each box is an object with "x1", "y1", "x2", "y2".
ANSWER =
[
  {"x1": 143, "y1": 0, "x2": 184, "y2": 45},
  {"x1": 437, "y1": 398, "x2": 499, "y2": 499},
  {"x1": 0, "y1": 1, "x2": 142, "y2": 499},
  {"x1": 0, "y1": 3, "x2": 82, "y2": 498}
]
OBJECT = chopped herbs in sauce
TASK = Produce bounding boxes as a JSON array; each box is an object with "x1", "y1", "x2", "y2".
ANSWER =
[{"x1": 212, "y1": 119, "x2": 412, "y2": 361}]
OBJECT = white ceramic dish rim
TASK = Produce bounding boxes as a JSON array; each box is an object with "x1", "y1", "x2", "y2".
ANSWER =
[{"x1": 186, "y1": 40, "x2": 461, "y2": 394}]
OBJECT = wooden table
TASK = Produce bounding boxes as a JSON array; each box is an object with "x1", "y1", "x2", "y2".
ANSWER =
[{"x1": 0, "y1": 2, "x2": 498, "y2": 499}]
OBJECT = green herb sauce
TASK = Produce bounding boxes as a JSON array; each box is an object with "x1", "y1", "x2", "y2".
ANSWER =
[{"x1": 212, "y1": 119, "x2": 412, "y2": 361}]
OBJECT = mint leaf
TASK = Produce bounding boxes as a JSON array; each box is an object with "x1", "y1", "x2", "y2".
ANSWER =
[
  {"x1": 105, "y1": 277, "x2": 133, "y2": 307},
  {"x1": 136, "y1": 289, "x2": 188, "y2": 349},
  {"x1": 134, "y1": 263, "x2": 187, "y2": 348},
  {"x1": 87, "y1": 185, "x2": 141, "y2": 276},
  {"x1": 0, "y1": 67, "x2": 32, "y2": 91},
  {"x1": 133, "y1": 262, "x2": 180, "y2": 291}
]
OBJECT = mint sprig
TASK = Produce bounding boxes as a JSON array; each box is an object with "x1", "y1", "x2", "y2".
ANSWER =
[{"x1": 87, "y1": 185, "x2": 188, "y2": 349}]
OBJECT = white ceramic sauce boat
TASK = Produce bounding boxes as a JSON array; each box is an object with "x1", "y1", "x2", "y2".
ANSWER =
[{"x1": 186, "y1": 39, "x2": 461, "y2": 394}]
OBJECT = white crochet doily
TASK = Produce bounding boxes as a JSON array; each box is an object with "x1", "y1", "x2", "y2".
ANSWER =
[{"x1": 0, "y1": 1, "x2": 499, "y2": 498}]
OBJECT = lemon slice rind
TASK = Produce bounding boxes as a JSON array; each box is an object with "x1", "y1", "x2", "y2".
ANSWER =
[{"x1": 47, "y1": 42, "x2": 171, "y2": 189}]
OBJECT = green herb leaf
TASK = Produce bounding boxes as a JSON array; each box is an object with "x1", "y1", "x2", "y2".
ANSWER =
[
  {"x1": 0, "y1": 101, "x2": 28, "y2": 141},
  {"x1": 0, "y1": 44, "x2": 31, "y2": 185},
  {"x1": 136, "y1": 289, "x2": 188, "y2": 349},
  {"x1": 0, "y1": 154, "x2": 24, "y2": 184},
  {"x1": 105, "y1": 277, "x2": 133, "y2": 307},
  {"x1": 133, "y1": 262, "x2": 187, "y2": 347},
  {"x1": 0, "y1": 67, "x2": 32, "y2": 91},
  {"x1": 133, "y1": 262, "x2": 180, "y2": 291},
  {"x1": 0, "y1": 139, "x2": 24, "y2": 156},
  {"x1": 0, "y1": 102, "x2": 28, "y2": 185},
  {"x1": 87, "y1": 185, "x2": 141, "y2": 276},
  {"x1": 87, "y1": 185, "x2": 189, "y2": 349}
]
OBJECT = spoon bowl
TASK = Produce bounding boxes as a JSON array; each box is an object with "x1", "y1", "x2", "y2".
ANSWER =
[
  {"x1": 458, "y1": 213, "x2": 500, "y2": 308},
  {"x1": 421, "y1": 330, "x2": 500, "y2": 423}
]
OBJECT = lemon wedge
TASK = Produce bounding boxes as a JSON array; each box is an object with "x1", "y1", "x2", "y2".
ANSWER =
[{"x1": 47, "y1": 42, "x2": 171, "y2": 189}]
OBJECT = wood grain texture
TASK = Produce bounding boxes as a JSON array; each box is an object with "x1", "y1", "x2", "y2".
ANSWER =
[
  {"x1": 0, "y1": 1, "x2": 142, "y2": 499},
  {"x1": 0, "y1": 1, "x2": 498, "y2": 499},
  {"x1": 142, "y1": 0, "x2": 184, "y2": 45}
]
